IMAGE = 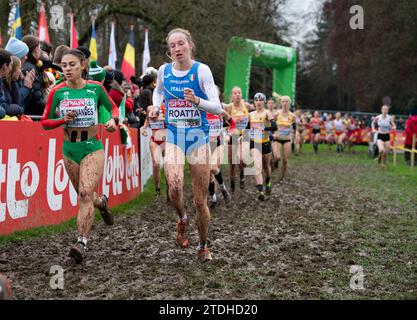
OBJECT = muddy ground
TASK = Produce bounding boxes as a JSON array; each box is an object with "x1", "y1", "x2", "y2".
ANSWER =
[{"x1": 1, "y1": 149, "x2": 416, "y2": 300}]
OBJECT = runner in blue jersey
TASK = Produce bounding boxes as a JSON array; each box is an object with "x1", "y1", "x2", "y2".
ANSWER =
[{"x1": 150, "y1": 28, "x2": 222, "y2": 262}]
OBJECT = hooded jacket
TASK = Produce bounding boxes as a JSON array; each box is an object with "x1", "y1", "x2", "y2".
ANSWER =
[{"x1": 405, "y1": 115, "x2": 417, "y2": 146}]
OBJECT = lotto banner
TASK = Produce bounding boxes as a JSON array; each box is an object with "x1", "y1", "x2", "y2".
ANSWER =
[{"x1": 0, "y1": 122, "x2": 140, "y2": 236}]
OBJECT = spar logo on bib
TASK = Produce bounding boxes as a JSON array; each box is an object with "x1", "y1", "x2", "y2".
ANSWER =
[
  {"x1": 207, "y1": 113, "x2": 222, "y2": 137},
  {"x1": 168, "y1": 99, "x2": 201, "y2": 129},
  {"x1": 59, "y1": 99, "x2": 97, "y2": 128}
]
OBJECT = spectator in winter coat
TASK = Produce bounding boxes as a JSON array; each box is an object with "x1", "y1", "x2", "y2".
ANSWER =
[
  {"x1": 0, "y1": 49, "x2": 12, "y2": 119},
  {"x1": 4, "y1": 37, "x2": 35, "y2": 105},
  {"x1": 3, "y1": 56, "x2": 24, "y2": 117},
  {"x1": 109, "y1": 70, "x2": 134, "y2": 114},
  {"x1": 404, "y1": 108, "x2": 417, "y2": 165},
  {"x1": 22, "y1": 35, "x2": 46, "y2": 116}
]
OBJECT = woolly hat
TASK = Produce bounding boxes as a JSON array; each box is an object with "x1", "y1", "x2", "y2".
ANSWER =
[
  {"x1": 89, "y1": 60, "x2": 106, "y2": 82},
  {"x1": 5, "y1": 38, "x2": 29, "y2": 59}
]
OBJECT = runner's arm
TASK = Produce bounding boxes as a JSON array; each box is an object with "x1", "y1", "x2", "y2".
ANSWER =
[
  {"x1": 152, "y1": 65, "x2": 165, "y2": 112},
  {"x1": 41, "y1": 85, "x2": 66, "y2": 130},
  {"x1": 391, "y1": 117, "x2": 397, "y2": 131},
  {"x1": 196, "y1": 64, "x2": 222, "y2": 115},
  {"x1": 371, "y1": 116, "x2": 377, "y2": 132}
]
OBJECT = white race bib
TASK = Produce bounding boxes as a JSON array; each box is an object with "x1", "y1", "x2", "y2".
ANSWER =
[{"x1": 167, "y1": 99, "x2": 201, "y2": 129}]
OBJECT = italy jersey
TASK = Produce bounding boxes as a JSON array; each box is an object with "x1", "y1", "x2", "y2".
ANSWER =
[{"x1": 163, "y1": 62, "x2": 209, "y2": 153}]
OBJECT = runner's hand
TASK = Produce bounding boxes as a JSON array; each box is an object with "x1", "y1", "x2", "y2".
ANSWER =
[
  {"x1": 184, "y1": 88, "x2": 200, "y2": 105},
  {"x1": 141, "y1": 127, "x2": 148, "y2": 137},
  {"x1": 105, "y1": 119, "x2": 117, "y2": 132},
  {"x1": 64, "y1": 111, "x2": 76, "y2": 124},
  {"x1": 149, "y1": 106, "x2": 159, "y2": 120}
]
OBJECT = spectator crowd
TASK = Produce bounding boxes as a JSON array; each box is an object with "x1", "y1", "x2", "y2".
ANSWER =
[{"x1": 0, "y1": 36, "x2": 156, "y2": 128}]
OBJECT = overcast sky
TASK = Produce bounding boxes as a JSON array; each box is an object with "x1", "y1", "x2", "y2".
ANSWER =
[{"x1": 282, "y1": 0, "x2": 325, "y2": 47}]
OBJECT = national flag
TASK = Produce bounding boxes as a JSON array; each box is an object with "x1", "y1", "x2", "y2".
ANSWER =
[
  {"x1": 69, "y1": 14, "x2": 79, "y2": 48},
  {"x1": 118, "y1": 94, "x2": 133, "y2": 161},
  {"x1": 108, "y1": 21, "x2": 117, "y2": 69},
  {"x1": 89, "y1": 18, "x2": 98, "y2": 61},
  {"x1": 142, "y1": 28, "x2": 151, "y2": 75},
  {"x1": 37, "y1": 3, "x2": 50, "y2": 43},
  {"x1": 11, "y1": 1, "x2": 22, "y2": 40},
  {"x1": 121, "y1": 25, "x2": 135, "y2": 82}
]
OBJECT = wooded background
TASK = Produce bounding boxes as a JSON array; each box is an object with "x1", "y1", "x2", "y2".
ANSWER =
[{"x1": 1, "y1": 0, "x2": 416, "y2": 114}]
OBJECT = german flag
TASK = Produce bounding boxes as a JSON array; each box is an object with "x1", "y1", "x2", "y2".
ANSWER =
[{"x1": 121, "y1": 26, "x2": 135, "y2": 82}]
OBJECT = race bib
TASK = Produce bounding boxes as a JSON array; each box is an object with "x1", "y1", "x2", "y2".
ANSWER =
[
  {"x1": 234, "y1": 115, "x2": 249, "y2": 130},
  {"x1": 250, "y1": 122, "x2": 264, "y2": 140},
  {"x1": 59, "y1": 99, "x2": 97, "y2": 128},
  {"x1": 278, "y1": 126, "x2": 291, "y2": 138},
  {"x1": 207, "y1": 114, "x2": 222, "y2": 137},
  {"x1": 167, "y1": 99, "x2": 201, "y2": 129},
  {"x1": 312, "y1": 122, "x2": 321, "y2": 130},
  {"x1": 149, "y1": 119, "x2": 165, "y2": 130}
]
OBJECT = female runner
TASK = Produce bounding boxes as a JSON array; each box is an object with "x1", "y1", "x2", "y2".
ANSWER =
[
  {"x1": 41, "y1": 49, "x2": 118, "y2": 263},
  {"x1": 372, "y1": 105, "x2": 396, "y2": 169},
  {"x1": 273, "y1": 96, "x2": 295, "y2": 181},
  {"x1": 249, "y1": 92, "x2": 277, "y2": 200},
  {"x1": 225, "y1": 87, "x2": 250, "y2": 192},
  {"x1": 150, "y1": 28, "x2": 222, "y2": 261}
]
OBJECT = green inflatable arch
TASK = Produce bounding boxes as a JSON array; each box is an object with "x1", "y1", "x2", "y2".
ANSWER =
[{"x1": 224, "y1": 37, "x2": 297, "y2": 105}]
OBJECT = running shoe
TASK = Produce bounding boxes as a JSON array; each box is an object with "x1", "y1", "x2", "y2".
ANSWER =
[
  {"x1": 265, "y1": 182, "x2": 272, "y2": 196},
  {"x1": 220, "y1": 185, "x2": 232, "y2": 202},
  {"x1": 176, "y1": 219, "x2": 189, "y2": 248},
  {"x1": 69, "y1": 242, "x2": 87, "y2": 264},
  {"x1": 258, "y1": 192, "x2": 266, "y2": 201},
  {"x1": 98, "y1": 194, "x2": 114, "y2": 226},
  {"x1": 197, "y1": 247, "x2": 213, "y2": 262}
]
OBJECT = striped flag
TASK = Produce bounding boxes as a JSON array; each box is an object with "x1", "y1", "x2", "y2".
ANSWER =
[
  {"x1": 69, "y1": 14, "x2": 79, "y2": 48},
  {"x1": 89, "y1": 18, "x2": 98, "y2": 61},
  {"x1": 108, "y1": 21, "x2": 117, "y2": 69},
  {"x1": 37, "y1": 3, "x2": 50, "y2": 43},
  {"x1": 142, "y1": 28, "x2": 151, "y2": 75},
  {"x1": 118, "y1": 94, "x2": 133, "y2": 161},
  {"x1": 11, "y1": 1, "x2": 22, "y2": 40},
  {"x1": 121, "y1": 25, "x2": 135, "y2": 81}
]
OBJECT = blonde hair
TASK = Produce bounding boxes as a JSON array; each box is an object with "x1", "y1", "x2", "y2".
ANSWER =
[
  {"x1": 280, "y1": 95, "x2": 292, "y2": 105},
  {"x1": 6, "y1": 56, "x2": 21, "y2": 88},
  {"x1": 229, "y1": 86, "x2": 248, "y2": 114},
  {"x1": 166, "y1": 28, "x2": 195, "y2": 60}
]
